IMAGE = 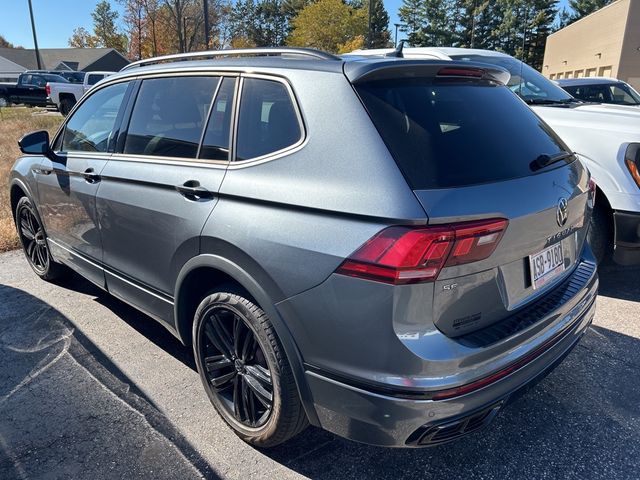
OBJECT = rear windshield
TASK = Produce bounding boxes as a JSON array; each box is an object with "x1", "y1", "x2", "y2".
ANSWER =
[{"x1": 356, "y1": 78, "x2": 571, "y2": 189}]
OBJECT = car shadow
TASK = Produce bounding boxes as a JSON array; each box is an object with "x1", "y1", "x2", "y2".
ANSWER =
[
  {"x1": 0, "y1": 284, "x2": 216, "y2": 479},
  {"x1": 50, "y1": 270, "x2": 196, "y2": 370}
]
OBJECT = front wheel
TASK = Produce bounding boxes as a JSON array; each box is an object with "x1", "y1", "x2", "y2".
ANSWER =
[
  {"x1": 0, "y1": 95, "x2": 8, "y2": 108},
  {"x1": 587, "y1": 203, "x2": 612, "y2": 264},
  {"x1": 15, "y1": 197, "x2": 65, "y2": 281},
  {"x1": 193, "y1": 292, "x2": 308, "y2": 447},
  {"x1": 59, "y1": 97, "x2": 74, "y2": 116}
]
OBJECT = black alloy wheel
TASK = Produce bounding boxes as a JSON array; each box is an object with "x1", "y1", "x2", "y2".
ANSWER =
[
  {"x1": 15, "y1": 197, "x2": 64, "y2": 280},
  {"x1": 200, "y1": 304, "x2": 273, "y2": 427},
  {"x1": 193, "y1": 292, "x2": 308, "y2": 447}
]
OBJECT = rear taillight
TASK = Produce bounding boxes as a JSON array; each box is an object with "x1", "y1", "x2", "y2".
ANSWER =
[
  {"x1": 625, "y1": 143, "x2": 640, "y2": 189},
  {"x1": 588, "y1": 177, "x2": 597, "y2": 208},
  {"x1": 45, "y1": 83, "x2": 50, "y2": 96},
  {"x1": 336, "y1": 219, "x2": 508, "y2": 285}
]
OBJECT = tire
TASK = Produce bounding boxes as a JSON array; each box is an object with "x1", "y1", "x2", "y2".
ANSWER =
[
  {"x1": 60, "y1": 97, "x2": 74, "y2": 116},
  {"x1": 193, "y1": 292, "x2": 308, "y2": 448},
  {"x1": 15, "y1": 196, "x2": 66, "y2": 281},
  {"x1": 0, "y1": 96, "x2": 8, "y2": 108},
  {"x1": 587, "y1": 203, "x2": 612, "y2": 264}
]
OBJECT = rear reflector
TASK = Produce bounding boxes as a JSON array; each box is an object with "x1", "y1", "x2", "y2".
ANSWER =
[
  {"x1": 336, "y1": 219, "x2": 508, "y2": 285},
  {"x1": 45, "y1": 83, "x2": 51, "y2": 96}
]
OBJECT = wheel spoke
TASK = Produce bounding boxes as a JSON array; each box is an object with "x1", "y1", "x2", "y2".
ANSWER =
[
  {"x1": 36, "y1": 245, "x2": 46, "y2": 268},
  {"x1": 241, "y1": 331, "x2": 256, "y2": 362},
  {"x1": 233, "y1": 375, "x2": 241, "y2": 419},
  {"x1": 29, "y1": 242, "x2": 39, "y2": 264},
  {"x1": 210, "y1": 370, "x2": 236, "y2": 389},
  {"x1": 240, "y1": 376, "x2": 253, "y2": 424},
  {"x1": 204, "y1": 319, "x2": 233, "y2": 358},
  {"x1": 244, "y1": 367, "x2": 273, "y2": 407},
  {"x1": 20, "y1": 217, "x2": 35, "y2": 239},
  {"x1": 205, "y1": 354, "x2": 232, "y2": 372}
]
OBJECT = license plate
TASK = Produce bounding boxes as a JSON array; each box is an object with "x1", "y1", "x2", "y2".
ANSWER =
[{"x1": 529, "y1": 242, "x2": 565, "y2": 289}]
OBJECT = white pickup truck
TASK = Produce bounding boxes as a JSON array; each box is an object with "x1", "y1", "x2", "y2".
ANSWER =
[
  {"x1": 46, "y1": 71, "x2": 114, "y2": 115},
  {"x1": 350, "y1": 47, "x2": 640, "y2": 265}
]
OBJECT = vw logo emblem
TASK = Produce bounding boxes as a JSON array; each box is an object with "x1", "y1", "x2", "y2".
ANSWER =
[{"x1": 556, "y1": 198, "x2": 569, "y2": 227}]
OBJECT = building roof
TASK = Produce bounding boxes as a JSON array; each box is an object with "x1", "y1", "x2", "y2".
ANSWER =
[{"x1": 0, "y1": 48, "x2": 128, "y2": 71}]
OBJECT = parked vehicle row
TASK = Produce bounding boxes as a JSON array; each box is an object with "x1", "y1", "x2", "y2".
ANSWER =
[
  {"x1": 557, "y1": 77, "x2": 640, "y2": 107},
  {"x1": 6, "y1": 47, "x2": 604, "y2": 450},
  {"x1": 46, "y1": 71, "x2": 114, "y2": 115}
]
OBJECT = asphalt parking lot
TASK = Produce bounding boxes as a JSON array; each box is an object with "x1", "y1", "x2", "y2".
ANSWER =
[{"x1": 0, "y1": 250, "x2": 639, "y2": 480}]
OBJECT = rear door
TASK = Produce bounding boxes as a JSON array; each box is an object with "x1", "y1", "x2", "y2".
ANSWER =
[
  {"x1": 97, "y1": 74, "x2": 236, "y2": 325},
  {"x1": 355, "y1": 72, "x2": 592, "y2": 337},
  {"x1": 37, "y1": 80, "x2": 131, "y2": 287}
]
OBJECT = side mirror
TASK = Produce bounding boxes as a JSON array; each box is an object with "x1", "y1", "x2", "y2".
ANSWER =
[{"x1": 18, "y1": 130, "x2": 52, "y2": 157}]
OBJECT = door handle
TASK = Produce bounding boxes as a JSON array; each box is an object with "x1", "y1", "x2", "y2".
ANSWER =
[
  {"x1": 175, "y1": 180, "x2": 214, "y2": 200},
  {"x1": 32, "y1": 167, "x2": 52, "y2": 175},
  {"x1": 82, "y1": 167, "x2": 101, "y2": 184}
]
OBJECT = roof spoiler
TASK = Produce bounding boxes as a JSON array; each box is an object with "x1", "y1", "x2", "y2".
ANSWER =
[{"x1": 344, "y1": 60, "x2": 511, "y2": 86}]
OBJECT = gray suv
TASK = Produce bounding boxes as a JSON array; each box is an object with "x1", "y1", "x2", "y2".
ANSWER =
[{"x1": 10, "y1": 48, "x2": 598, "y2": 448}]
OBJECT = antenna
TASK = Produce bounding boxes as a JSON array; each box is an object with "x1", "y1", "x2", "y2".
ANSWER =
[{"x1": 384, "y1": 40, "x2": 406, "y2": 58}]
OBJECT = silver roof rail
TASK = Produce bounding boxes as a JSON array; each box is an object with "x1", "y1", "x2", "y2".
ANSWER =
[{"x1": 121, "y1": 47, "x2": 341, "y2": 71}]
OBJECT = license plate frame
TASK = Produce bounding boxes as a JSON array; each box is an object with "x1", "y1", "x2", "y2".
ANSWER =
[{"x1": 529, "y1": 242, "x2": 565, "y2": 290}]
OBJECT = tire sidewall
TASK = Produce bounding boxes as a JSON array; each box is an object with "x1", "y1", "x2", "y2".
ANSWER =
[{"x1": 193, "y1": 293, "x2": 283, "y2": 442}]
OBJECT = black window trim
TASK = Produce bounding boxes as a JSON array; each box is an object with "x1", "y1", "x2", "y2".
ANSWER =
[{"x1": 229, "y1": 73, "x2": 307, "y2": 167}]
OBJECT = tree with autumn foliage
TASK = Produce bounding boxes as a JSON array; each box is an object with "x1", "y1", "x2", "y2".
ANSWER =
[{"x1": 288, "y1": 0, "x2": 367, "y2": 53}]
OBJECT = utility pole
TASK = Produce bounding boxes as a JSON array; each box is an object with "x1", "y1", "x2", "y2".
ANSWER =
[
  {"x1": 27, "y1": 0, "x2": 42, "y2": 70},
  {"x1": 203, "y1": 0, "x2": 210, "y2": 49},
  {"x1": 367, "y1": 0, "x2": 373, "y2": 48}
]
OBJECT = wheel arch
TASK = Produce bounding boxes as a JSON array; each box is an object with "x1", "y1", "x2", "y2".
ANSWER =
[
  {"x1": 9, "y1": 178, "x2": 34, "y2": 222},
  {"x1": 174, "y1": 254, "x2": 320, "y2": 426}
]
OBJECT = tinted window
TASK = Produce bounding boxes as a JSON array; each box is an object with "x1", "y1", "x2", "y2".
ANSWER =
[
  {"x1": 43, "y1": 74, "x2": 69, "y2": 84},
  {"x1": 200, "y1": 77, "x2": 235, "y2": 161},
  {"x1": 124, "y1": 76, "x2": 219, "y2": 159},
  {"x1": 356, "y1": 79, "x2": 570, "y2": 189},
  {"x1": 87, "y1": 74, "x2": 104, "y2": 86},
  {"x1": 61, "y1": 82, "x2": 128, "y2": 153},
  {"x1": 236, "y1": 78, "x2": 301, "y2": 161}
]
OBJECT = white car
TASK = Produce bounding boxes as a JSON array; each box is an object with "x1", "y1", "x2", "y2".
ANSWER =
[
  {"x1": 46, "y1": 71, "x2": 114, "y2": 116},
  {"x1": 557, "y1": 77, "x2": 640, "y2": 107},
  {"x1": 349, "y1": 47, "x2": 640, "y2": 265}
]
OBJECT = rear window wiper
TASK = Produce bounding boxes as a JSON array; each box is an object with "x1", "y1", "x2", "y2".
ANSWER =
[{"x1": 530, "y1": 151, "x2": 575, "y2": 172}]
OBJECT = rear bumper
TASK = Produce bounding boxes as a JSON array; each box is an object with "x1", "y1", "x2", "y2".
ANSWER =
[
  {"x1": 300, "y1": 264, "x2": 598, "y2": 447},
  {"x1": 613, "y1": 210, "x2": 640, "y2": 265}
]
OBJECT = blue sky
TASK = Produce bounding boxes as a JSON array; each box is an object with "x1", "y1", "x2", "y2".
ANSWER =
[{"x1": 2, "y1": 0, "x2": 571, "y2": 49}]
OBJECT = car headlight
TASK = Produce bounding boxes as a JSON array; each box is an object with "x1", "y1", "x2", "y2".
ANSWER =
[{"x1": 625, "y1": 143, "x2": 640, "y2": 189}]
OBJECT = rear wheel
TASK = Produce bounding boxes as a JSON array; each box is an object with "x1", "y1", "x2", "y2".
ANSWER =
[
  {"x1": 0, "y1": 96, "x2": 8, "y2": 108},
  {"x1": 588, "y1": 202, "x2": 612, "y2": 264},
  {"x1": 60, "y1": 97, "x2": 74, "y2": 116},
  {"x1": 15, "y1": 197, "x2": 65, "y2": 281},
  {"x1": 193, "y1": 292, "x2": 308, "y2": 448}
]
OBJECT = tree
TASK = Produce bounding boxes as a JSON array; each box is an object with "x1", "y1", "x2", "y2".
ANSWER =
[
  {"x1": 288, "y1": 0, "x2": 367, "y2": 53},
  {"x1": 398, "y1": 0, "x2": 461, "y2": 47},
  {"x1": 91, "y1": 0, "x2": 128, "y2": 51},
  {"x1": 68, "y1": 27, "x2": 98, "y2": 48},
  {"x1": 568, "y1": 0, "x2": 613, "y2": 21},
  {"x1": 119, "y1": 0, "x2": 147, "y2": 59},
  {"x1": 0, "y1": 35, "x2": 23, "y2": 49},
  {"x1": 368, "y1": 0, "x2": 391, "y2": 48}
]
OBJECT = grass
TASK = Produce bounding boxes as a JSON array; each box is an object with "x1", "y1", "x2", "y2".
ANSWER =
[{"x1": 0, "y1": 107, "x2": 62, "y2": 252}]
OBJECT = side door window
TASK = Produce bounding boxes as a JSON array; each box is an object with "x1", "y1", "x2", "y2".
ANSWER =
[
  {"x1": 59, "y1": 82, "x2": 129, "y2": 153},
  {"x1": 87, "y1": 74, "x2": 103, "y2": 86},
  {"x1": 123, "y1": 76, "x2": 219, "y2": 159},
  {"x1": 235, "y1": 78, "x2": 302, "y2": 161}
]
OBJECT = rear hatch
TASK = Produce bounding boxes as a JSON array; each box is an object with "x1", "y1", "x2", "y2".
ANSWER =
[{"x1": 350, "y1": 61, "x2": 593, "y2": 337}]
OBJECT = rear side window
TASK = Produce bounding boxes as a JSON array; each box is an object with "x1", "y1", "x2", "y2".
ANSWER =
[
  {"x1": 235, "y1": 78, "x2": 301, "y2": 161},
  {"x1": 61, "y1": 81, "x2": 128, "y2": 153},
  {"x1": 124, "y1": 76, "x2": 219, "y2": 159},
  {"x1": 356, "y1": 79, "x2": 570, "y2": 189}
]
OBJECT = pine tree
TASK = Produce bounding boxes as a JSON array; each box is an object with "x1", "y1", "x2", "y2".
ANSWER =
[
  {"x1": 91, "y1": 0, "x2": 128, "y2": 52},
  {"x1": 368, "y1": 0, "x2": 391, "y2": 48},
  {"x1": 568, "y1": 0, "x2": 613, "y2": 21}
]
